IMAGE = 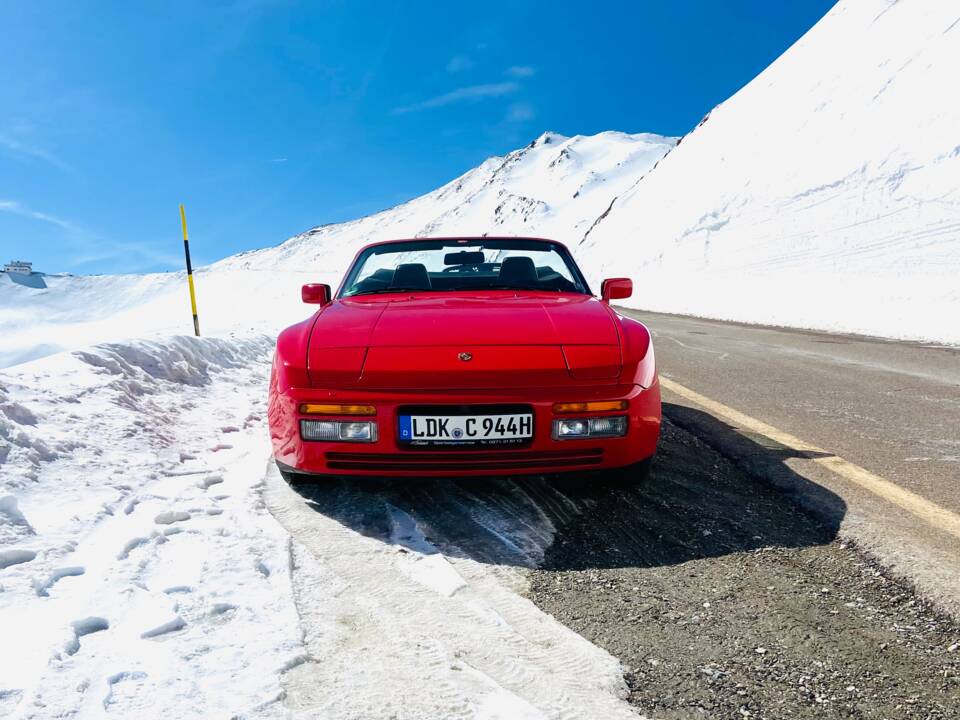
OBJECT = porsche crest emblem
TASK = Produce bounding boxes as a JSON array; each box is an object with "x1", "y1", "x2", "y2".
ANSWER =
[{"x1": 458, "y1": 352, "x2": 473, "y2": 362}]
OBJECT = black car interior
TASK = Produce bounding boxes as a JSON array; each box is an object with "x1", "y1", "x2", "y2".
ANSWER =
[{"x1": 348, "y1": 259, "x2": 580, "y2": 294}]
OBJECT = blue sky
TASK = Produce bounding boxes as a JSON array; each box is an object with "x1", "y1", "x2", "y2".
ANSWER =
[{"x1": 0, "y1": 0, "x2": 836, "y2": 275}]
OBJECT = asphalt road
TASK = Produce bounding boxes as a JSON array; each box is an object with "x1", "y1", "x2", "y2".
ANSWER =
[
  {"x1": 623, "y1": 310, "x2": 960, "y2": 511},
  {"x1": 620, "y1": 309, "x2": 960, "y2": 613},
  {"x1": 283, "y1": 419, "x2": 960, "y2": 719},
  {"x1": 530, "y1": 423, "x2": 960, "y2": 719}
]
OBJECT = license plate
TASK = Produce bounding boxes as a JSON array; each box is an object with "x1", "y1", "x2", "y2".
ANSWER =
[{"x1": 399, "y1": 413, "x2": 534, "y2": 445}]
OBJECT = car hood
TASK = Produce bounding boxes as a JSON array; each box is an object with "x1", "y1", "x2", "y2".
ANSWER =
[
  {"x1": 306, "y1": 293, "x2": 622, "y2": 389},
  {"x1": 311, "y1": 293, "x2": 619, "y2": 347}
]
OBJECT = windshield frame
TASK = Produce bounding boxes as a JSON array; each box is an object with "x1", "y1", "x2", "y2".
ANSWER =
[{"x1": 336, "y1": 238, "x2": 593, "y2": 298}]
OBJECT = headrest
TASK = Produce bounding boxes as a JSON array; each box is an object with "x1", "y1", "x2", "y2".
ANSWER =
[
  {"x1": 390, "y1": 263, "x2": 432, "y2": 290},
  {"x1": 497, "y1": 256, "x2": 538, "y2": 287}
]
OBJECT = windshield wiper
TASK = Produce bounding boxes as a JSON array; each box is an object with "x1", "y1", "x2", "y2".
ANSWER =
[
  {"x1": 347, "y1": 287, "x2": 434, "y2": 296},
  {"x1": 482, "y1": 284, "x2": 558, "y2": 292}
]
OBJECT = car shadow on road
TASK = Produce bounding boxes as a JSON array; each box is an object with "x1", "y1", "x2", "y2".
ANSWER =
[{"x1": 290, "y1": 402, "x2": 846, "y2": 570}]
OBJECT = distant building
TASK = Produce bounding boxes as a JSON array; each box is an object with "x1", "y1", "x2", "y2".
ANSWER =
[{"x1": 3, "y1": 260, "x2": 32, "y2": 275}]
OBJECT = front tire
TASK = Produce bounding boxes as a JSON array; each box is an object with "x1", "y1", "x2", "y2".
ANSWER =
[{"x1": 605, "y1": 456, "x2": 653, "y2": 485}]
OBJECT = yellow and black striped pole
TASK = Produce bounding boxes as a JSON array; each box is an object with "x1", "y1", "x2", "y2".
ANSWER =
[{"x1": 179, "y1": 204, "x2": 200, "y2": 336}]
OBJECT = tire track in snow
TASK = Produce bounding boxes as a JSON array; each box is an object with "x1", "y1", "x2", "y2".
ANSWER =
[{"x1": 263, "y1": 465, "x2": 641, "y2": 720}]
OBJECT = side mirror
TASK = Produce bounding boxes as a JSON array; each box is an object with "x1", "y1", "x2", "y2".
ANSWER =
[
  {"x1": 601, "y1": 278, "x2": 632, "y2": 303},
  {"x1": 302, "y1": 283, "x2": 331, "y2": 305}
]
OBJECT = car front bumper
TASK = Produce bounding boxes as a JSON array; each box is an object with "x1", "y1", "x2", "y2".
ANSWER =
[{"x1": 269, "y1": 378, "x2": 661, "y2": 478}]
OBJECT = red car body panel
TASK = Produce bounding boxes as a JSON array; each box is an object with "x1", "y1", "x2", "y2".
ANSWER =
[{"x1": 268, "y1": 237, "x2": 661, "y2": 478}]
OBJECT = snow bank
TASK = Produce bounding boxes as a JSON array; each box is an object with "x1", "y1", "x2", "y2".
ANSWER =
[
  {"x1": 0, "y1": 269, "x2": 318, "y2": 368},
  {"x1": 0, "y1": 335, "x2": 304, "y2": 718},
  {"x1": 1, "y1": 335, "x2": 273, "y2": 488}
]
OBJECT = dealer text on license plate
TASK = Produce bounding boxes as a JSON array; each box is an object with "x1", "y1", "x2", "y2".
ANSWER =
[{"x1": 398, "y1": 413, "x2": 533, "y2": 445}]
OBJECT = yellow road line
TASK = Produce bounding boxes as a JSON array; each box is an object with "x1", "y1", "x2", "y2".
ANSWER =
[{"x1": 660, "y1": 376, "x2": 960, "y2": 543}]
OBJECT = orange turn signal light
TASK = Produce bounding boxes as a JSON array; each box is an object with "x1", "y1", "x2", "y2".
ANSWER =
[
  {"x1": 299, "y1": 403, "x2": 376, "y2": 416},
  {"x1": 552, "y1": 400, "x2": 628, "y2": 414}
]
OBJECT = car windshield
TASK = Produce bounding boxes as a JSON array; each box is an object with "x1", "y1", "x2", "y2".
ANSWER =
[{"x1": 340, "y1": 239, "x2": 590, "y2": 297}]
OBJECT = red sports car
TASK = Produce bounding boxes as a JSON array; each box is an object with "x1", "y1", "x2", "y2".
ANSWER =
[{"x1": 268, "y1": 237, "x2": 660, "y2": 482}]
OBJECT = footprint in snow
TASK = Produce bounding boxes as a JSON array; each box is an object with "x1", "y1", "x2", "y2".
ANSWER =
[
  {"x1": 208, "y1": 602, "x2": 237, "y2": 616},
  {"x1": 197, "y1": 472, "x2": 224, "y2": 490},
  {"x1": 0, "y1": 548, "x2": 37, "y2": 569},
  {"x1": 34, "y1": 566, "x2": 85, "y2": 596},
  {"x1": 140, "y1": 615, "x2": 186, "y2": 639},
  {"x1": 117, "y1": 536, "x2": 149, "y2": 560},
  {"x1": 104, "y1": 670, "x2": 148, "y2": 708},
  {"x1": 163, "y1": 585, "x2": 193, "y2": 595},
  {"x1": 154, "y1": 511, "x2": 190, "y2": 525},
  {"x1": 64, "y1": 616, "x2": 109, "y2": 655}
]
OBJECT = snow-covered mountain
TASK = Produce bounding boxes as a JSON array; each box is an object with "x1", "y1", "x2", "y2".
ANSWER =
[
  {"x1": 219, "y1": 130, "x2": 675, "y2": 273},
  {"x1": 3, "y1": 0, "x2": 959, "y2": 370},
  {"x1": 0, "y1": 131, "x2": 677, "y2": 367}
]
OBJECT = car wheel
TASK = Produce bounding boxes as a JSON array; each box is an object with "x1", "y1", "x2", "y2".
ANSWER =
[{"x1": 606, "y1": 457, "x2": 653, "y2": 485}]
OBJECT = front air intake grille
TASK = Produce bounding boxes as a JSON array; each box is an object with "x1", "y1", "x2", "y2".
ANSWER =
[{"x1": 325, "y1": 448, "x2": 603, "y2": 472}]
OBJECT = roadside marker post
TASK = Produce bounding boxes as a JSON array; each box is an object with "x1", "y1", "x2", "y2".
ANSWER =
[{"x1": 179, "y1": 204, "x2": 201, "y2": 336}]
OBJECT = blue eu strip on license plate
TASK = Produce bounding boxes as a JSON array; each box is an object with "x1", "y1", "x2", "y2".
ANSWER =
[
  {"x1": 399, "y1": 413, "x2": 533, "y2": 444},
  {"x1": 398, "y1": 414, "x2": 413, "y2": 441}
]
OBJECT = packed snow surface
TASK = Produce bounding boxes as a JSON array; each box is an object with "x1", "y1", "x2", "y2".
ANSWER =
[
  {"x1": 0, "y1": 337, "x2": 303, "y2": 717},
  {"x1": 0, "y1": 338, "x2": 638, "y2": 718}
]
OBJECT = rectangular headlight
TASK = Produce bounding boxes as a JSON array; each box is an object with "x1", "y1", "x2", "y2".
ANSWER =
[
  {"x1": 553, "y1": 415, "x2": 627, "y2": 440},
  {"x1": 556, "y1": 419, "x2": 590, "y2": 437},
  {"x1": 300, "y1": 420, "x2": 378, "y2": 442},
  {"x1": 338, "y1": 422, "x2": 375, "y2": 441}
]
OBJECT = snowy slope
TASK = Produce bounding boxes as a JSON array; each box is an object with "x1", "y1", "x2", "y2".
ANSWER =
[
  {"x1": 0, "y1": 131, "x2": 676, "y2": 368},
  {"x1": 584, "y1": 0, "x2": 960, "y2": 342}
]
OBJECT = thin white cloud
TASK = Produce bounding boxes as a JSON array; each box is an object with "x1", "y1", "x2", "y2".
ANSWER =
[
  {"x1": 392, "y1": 82, "x2": 519, "y2": 115},
  {"x1": 270, "y1": 157, "x2": 288, "y2": 163},
  {"x1": 505, "y1": 66, "x2": 536, "y2": 78},
  {"x1": 67, "y1": 241, "x2": 184, "y2": 271},
  {"x1": 0, "y1": 198, "x2": 184, "y2": 272},
  {"x1": 506, "y1": 102, "x2": 535, "y2": 122},
  {"x1": 0, "y1": 199, "x2": 78, "y2": 231},
  {"x1": 0, "y1": 134, "x2": 72, "y2": 173},
  {"x1": 446, "y1": 55, "x2": 474, "y2": 73}
]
